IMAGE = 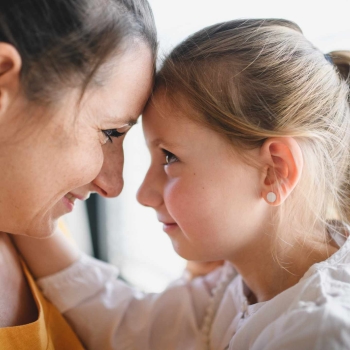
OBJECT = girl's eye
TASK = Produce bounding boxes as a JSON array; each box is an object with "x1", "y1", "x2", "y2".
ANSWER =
[
  {"x1": 162, "y1": 149, "x2": 178, "y2": 165},
  {"x1": 102, "y1": 129, "x2": 126, "y2": 144}
]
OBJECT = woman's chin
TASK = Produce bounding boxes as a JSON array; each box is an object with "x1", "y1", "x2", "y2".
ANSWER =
[
  {"x1": 18, "y1": 200, "x2": 73, "y2": 238},
  {"x1": 24, "y1": 216, "x2": 59, "y2": 238}
]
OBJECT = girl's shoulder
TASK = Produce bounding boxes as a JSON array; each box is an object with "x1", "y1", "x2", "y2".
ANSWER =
[
  {"x1": 297, "y1": 232, "x2": 350, "y2": 305},
  {"x1": 268, "y1": 237, "x2": 350, "y2": 333},
  {"x1": 228, "y1": 238, "x2": 350, "y2": 350},
  {"x1": 251, "y1": 272, "x2": 350, "y2": 350},
  {"x1": 229, "y1": 267, "x2": 350, "y2": 350}
]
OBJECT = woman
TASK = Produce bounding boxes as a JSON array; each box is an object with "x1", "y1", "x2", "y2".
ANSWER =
[{"x1": 0, "y1": 0, "x2": 156, "y2": 348}]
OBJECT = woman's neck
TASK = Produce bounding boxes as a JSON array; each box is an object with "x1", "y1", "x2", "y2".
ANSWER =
[{"x1": 230, "y1": 230, "x2": 339, "y2": 304}]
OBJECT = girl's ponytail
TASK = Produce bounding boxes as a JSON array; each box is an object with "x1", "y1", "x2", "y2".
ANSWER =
[
  {"x1": 327, "y1": 51, "x2": 350, "y2": 225},
  {"x1": 328, "y1": 51, "x2": 350, "y2": 83}
]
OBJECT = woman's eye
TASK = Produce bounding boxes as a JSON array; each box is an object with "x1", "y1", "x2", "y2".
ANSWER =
[
  {"x1": 162, "y1": 149, "x2": 178, "y2": 165},
  {"x1": 102, "y1": 129, "x2": 126, "y2": 144}
]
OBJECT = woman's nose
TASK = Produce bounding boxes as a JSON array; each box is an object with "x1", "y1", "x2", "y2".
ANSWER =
[
  {"x1": 136, "y1": 165, "x2": 163, "y2": 208},
  {"x1": 92, "y1": 141, "x2": 124, "y2": 198}
]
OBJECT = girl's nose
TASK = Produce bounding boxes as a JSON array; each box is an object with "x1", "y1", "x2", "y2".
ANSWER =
[
  {"x1": 136, "y1": 165, "x2": 164, "y2": 208},
  {"x1": 92, "y1": 142, "x2": 125, "y2": 198}
]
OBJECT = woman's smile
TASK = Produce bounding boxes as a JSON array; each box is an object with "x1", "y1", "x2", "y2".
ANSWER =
[
  {"x1": 62, "y1": 195, "x2": 75, "y2": 212},
  {"x1": 61, "y1": 192, "x2": 90, "y2": 213}
]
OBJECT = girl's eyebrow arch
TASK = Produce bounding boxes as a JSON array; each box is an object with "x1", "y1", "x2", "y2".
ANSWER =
[{"x1": 150, "y1": 138, "x2": 179, "y2": 148}]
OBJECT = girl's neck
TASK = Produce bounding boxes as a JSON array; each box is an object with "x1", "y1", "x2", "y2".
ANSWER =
[{"x1": 230, "y1": 231, "x2": 339, "y2": 304}]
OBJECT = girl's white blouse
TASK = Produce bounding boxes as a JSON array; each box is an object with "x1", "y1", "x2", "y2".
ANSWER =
[{"x1": 37, "y1": 234, "x2": 350, "y2": 350}]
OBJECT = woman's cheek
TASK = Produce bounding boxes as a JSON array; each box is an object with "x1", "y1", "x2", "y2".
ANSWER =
[{"x1": 62, "y1": 143, "x2": 104, "y2": 188}]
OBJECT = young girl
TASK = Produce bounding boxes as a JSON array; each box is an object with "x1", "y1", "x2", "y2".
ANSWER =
[{"x1": 14, "y1": 19, "x2": 350, "y2": 349}]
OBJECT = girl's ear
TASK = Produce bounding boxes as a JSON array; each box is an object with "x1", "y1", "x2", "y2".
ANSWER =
[
  {"x1": 260, "y1": 137, "x2": 303, "y2": 206},
  {"x1": 0, "y1": 43, "x2": 22, "y2": 116}
]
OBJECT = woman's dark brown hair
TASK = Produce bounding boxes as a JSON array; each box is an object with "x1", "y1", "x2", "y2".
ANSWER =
[{"x1": 0, "y1": 0, "x2": 157, "y2": 104}]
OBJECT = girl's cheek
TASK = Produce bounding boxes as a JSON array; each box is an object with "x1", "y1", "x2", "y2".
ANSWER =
[
  {"x1": 164, "y1": 180, "x2": 179, "y2": 208},
  {"x1": 164, "y1": 163, "x2": 181, "y2": 178},
  {"x1": 164, "y1": 179, "x2": 188, "y2": 216}
]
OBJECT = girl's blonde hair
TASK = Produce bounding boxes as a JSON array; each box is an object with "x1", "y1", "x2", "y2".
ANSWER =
[{"x1": 155, "y1": 19, "x2": 350, "y2": 252}]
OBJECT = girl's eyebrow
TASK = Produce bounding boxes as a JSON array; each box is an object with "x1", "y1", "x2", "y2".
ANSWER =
[{"x1": 150, "y1": 137, "x2": 179, "y2": 149}]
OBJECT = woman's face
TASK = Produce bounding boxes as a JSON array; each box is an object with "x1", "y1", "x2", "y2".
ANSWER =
[{"x1": 0, "y1": 44, "x2": 153, "y2": 237}]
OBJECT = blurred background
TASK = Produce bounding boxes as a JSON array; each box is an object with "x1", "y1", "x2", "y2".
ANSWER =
[{"x1": 63, "y1": 0, "x2": 350, "y2": 292}]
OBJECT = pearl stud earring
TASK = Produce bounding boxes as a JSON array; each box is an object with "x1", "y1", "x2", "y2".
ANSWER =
[{"x1": 267, "y1": 192, "x2": 277, "y2": 203}]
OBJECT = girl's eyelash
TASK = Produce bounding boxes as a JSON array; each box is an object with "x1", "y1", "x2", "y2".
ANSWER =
[
  {"x1": 102, "y1": 129, "x2": 126, "y2": 143},
  {"x1": 161, "y1": 149, "x2": 178, "y2": 165}
]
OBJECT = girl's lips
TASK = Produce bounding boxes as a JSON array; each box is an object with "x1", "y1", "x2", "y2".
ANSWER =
[{"x1": 162, "y1": 222, "x2": 178, "y2": 233}]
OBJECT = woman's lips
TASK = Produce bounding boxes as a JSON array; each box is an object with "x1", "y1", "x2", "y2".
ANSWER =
[
  {"x1": 70, "y1": 192, "x2": 89, "y2": 201},
  {"x1": 61, "y1": 192, "x2": 89, "y2": 212},
  {"x1": 62, "y1": 194, "x2": 75, "y2": 212}
]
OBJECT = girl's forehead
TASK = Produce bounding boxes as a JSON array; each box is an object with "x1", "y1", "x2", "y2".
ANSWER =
[
  {"x1": 146, "y1": 88, "x2": 200, "y2": 123},
  {"x1": 148, "y1": 87, "x2": 198, "y2": 116},
  {"x1": 143, "y1": 102, "x2": 188, "y2": 134},
  {"x1": 144, "y1": 97, "x2": 200, "y2": 134},
  {"x1": 143, "y1": 102, "x2": 224, "y2": 151}
]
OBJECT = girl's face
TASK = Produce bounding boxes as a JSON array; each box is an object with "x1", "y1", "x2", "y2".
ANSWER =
[
  {"x1": 0, "y1": 44, "x2": 153, "y2": 237},
  {"x1": 138, "y1": 92, "x2": 270, "y2": 262}
]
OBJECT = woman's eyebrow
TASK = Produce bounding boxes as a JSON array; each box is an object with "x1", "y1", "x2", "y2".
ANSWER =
[{"x1": 105, "y1": 115, "x2": 139, "y2": 126}]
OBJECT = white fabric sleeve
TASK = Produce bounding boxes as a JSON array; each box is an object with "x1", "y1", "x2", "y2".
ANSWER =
[
  {"x1": 37, "y1": 253, "x2": 225, "y2": 350},
  {"x1": 250, "y1": 299, "x2": 350, "y2": 350}
]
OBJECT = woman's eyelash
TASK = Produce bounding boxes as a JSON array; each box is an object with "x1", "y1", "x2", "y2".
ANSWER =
[
  {"x1": 161, "y1": 149, "x2": 178, "y2": 165},
  {"x1": 102, "y1": 129, "x2": 126, "y2": 143}
]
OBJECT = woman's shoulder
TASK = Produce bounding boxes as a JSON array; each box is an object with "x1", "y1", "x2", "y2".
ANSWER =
[
  {"x1": 0, "y1": 233, "x2": 38, "y2": 328},
  {"x1": 0, "y1": 233, "x2": 84, "y2": 349}
]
